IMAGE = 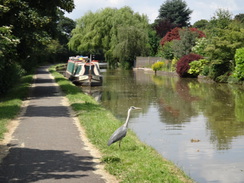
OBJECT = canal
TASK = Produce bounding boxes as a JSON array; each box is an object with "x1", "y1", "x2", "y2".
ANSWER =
[{"x1": 83, "y1": 69, "x2": 244, "y2": 183}]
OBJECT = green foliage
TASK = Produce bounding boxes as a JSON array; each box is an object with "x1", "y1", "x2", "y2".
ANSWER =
[
  {"x1": 234, "y1": 13, "x2": 244, "y2": 23},
  {"x1": 192, "y1": 37, "x2": 208, "y2": 56},
  {"x1": 0, "y1": 26, "x2": 19, "y2": 59},
  {"x1": 148, "y1": 28, "x2": 160, "y2": 56},
  {"x1": 151, "y1": 61, "x2": 165, "y2": 74},
  {"x1": 203, "y1": 10, "x2": 244, "y2": 81},
  {"x1": 69, "y1": 7, "x2": 149, "y2": 69},
  {"x1": 171, "y1": 57, "x2": 179, "y2": 71},
  {"x1": 161, "y1": 41, "x2": 174, "y2": 59},
  {"x1": 113, "y1": 25, "x2": 149, "y2": 68},
  {"x1": 158, "y1": 0, "x2": 192, "y2": 27},
  {"x1": 208, "y1": 9, "x2": 232, "y2": 29},
  {"x1": 0, "y1": 26, "x2": 22, "y2": 94},
  {"x1": 208, "y1": 60, "x2": 231, "y2": 81},
  {"x1": 0, "y1": 0, "x2": 75, "y2": 93},
  {"x1": 176, "y1": 53, "x2": 203, "y2": 77},
  {"x1": 192, "y1": 19, "x2": 209, "y2": 29},
  {"x1": 188, "y1": 59, "x2": 210, "y2": 76},
  {"x1": 233, "y1": 47, "x2": 244, "y2": 80},
  {"x1": 172, "y1": 28, "x2": 199, "y2": 58}
]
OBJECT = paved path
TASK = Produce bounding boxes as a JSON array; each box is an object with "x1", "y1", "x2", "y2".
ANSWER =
[{"x1": 0, "y1": 66, "x2": 107, "y2": 183}]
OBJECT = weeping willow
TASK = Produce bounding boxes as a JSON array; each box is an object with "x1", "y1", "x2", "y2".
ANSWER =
[{"x1": 68, "y1": 6, "x2": 149, "y2": 68}]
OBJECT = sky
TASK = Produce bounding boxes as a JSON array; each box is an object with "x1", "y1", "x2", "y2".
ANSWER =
[{"x1": 65, "y1": 0, "x2": 243, "y2": 24}]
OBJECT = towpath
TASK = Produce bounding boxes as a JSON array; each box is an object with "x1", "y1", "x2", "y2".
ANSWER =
[{"x1": 0, "y1": 66, "x2": 113, "y2": 183}]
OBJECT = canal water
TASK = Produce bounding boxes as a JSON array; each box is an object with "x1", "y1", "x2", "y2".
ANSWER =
[{"x1": 84, "y1": 69, "x2": 244, "y2": 183}]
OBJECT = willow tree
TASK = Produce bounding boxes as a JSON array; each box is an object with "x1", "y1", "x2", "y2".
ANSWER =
[{"x1": 68, "y1": 6, "x2": 149, "y2": 68}]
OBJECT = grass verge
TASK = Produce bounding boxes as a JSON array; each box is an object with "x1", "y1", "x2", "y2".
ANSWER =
[
  {"x1": 50, "y1": 64, "x2": 193, "y2": 183},
  {"x1": 0, "y1": 74, "x2": 33, "y2": 140}
]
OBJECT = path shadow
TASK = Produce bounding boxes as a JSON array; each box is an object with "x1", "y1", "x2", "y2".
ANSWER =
[{"x1": 0, "y1": 145, "x2": 98, "y2": 182}]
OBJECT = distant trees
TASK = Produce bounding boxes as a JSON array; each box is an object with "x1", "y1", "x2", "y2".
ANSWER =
[
  {"x1": 159, "y1": 8, "x2": 244, "y2": 83},
  {"x1": 69, "y1": 7, "x2": 149, "y2": 69},
  {"x1": 152, "y1": 0, "x2": 193, "y2": 57},
  {"x1": 203, "y1": 10, "x2": 244, "y2": 82}
]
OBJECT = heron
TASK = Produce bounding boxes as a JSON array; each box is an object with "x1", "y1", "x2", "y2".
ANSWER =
[{"x1": 107, "y1": 106, "x2": 142, "y2": 148}]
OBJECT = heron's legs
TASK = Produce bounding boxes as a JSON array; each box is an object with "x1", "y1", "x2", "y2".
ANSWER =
[{"x1": 119, "y1": 140, "x2": 122, "y2": 148}]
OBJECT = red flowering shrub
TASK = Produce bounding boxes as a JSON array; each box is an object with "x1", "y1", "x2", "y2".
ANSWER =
[
  {"x1": 160, "y1": 27, "x2": 181, "y2": 46},
  {"x1": 160, "y1": 27, "x2": 206, "y2": 46},
  {"x1": 189, "y1": 27, "x2": 206, "y2": 38},
  {"x1": 176, "y1": 54, "x2": 203, "y2": 77}
]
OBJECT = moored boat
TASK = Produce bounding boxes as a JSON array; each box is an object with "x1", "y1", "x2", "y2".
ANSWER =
[{"x1": 65, "y1": 56, "x2": 103, "y2": 86}]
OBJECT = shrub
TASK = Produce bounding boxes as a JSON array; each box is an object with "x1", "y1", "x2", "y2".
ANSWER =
[
  {"x1": 176, "y1": 53, "x2": 203, "y2": 77},
  {"x1": 161, "y1": 41, "x2": 174, "y2": 60},
  {"x1": 233, "y1": 47, "x2": 244, "y2": 80},
  {"x1": 160, "y1": 27, "x2": 206, "y2": 47},
  {"x1": 192, "y1": 37, "x2": 208, "y2": 56},
  {"x1": 160, "y1": 27, "x2": 181, "y2": 46},
  {"x1": 151, "y1": 61, "x2": 164, "y2": 75},
  {"x1": 208, "y1": 59, "x2": 231, "y2": 81},
  {"x1": 0, "y1": 62, "x2": 25, "y2": 94},
  {"x1": 171, "y1": 57, "x2": 179, "y2": 71},
  {"x1": 188, "y1": 59, "x2": 210, "y2": 76}
]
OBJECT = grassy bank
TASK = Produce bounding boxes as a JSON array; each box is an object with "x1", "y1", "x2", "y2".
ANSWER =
[
  {"x1": 0, "y1": 74, "x2": 33, "y2": 139},
  {"x1": 50, "y1": 64, "x2": 193, "y2": 183}
]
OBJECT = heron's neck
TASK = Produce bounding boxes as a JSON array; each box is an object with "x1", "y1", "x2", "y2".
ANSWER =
[{"x1": 124, "y1": 109, "x2": 131, "y2": 127}]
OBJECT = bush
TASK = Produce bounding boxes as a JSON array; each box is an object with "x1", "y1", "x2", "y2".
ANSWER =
[
  {"x1": 176, "y1": 53, "x2": 203, "y2": 77},
  {"x1": 192, "y1": 37, "x2": 208, "y2": 56},
  {"x1": 0, "y1": 62, "x2": 25, "y2": 94},
  {"x1": 151, "y1": 61, "x2": 164, "y2": 75},
  {"x1": 171, "y1": 57, "x2": 179, "y2": 71},
  {"x1": 188, "y1": 59, "x2": 210, "y2": 76},
  {"x1": 161, "y1": 41, "x2": 174, "y2": 60},
  {"x1": 233, "y1": 47, "x2": 244, "y2": 80},
  {"x1": 208, "y1": 59, "x2": 231, "y2": 81}
]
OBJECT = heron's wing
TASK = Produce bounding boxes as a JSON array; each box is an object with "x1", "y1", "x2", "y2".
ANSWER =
[{"x1": 108, "y1": 126, "x2": 127, "y2": 146}]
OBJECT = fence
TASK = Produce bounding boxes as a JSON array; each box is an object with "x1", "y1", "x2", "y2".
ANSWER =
[{"x1": 134, "y1": 57, "x2": 163, "y2": 68}]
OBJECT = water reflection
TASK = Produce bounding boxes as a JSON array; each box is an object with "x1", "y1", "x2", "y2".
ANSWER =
[{"x1": 82, "y1": 69, "x2": 244, "y2": 183}]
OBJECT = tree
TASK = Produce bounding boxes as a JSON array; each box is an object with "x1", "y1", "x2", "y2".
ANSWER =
[
  {"x1": 193, "y1": 19, "x2": 209, "y2": 30},
  {"x1": 160, "y1": 27, "x2": 181, "y2": 46},
  {"x1": 158, "y1": 0, "x2": 192, "y2": 27},
  {"x1": 172, "y1": 28, "x2": 200, "y2": 58},
  {"x1": 151, "y1": 62, "x2": 164, "y2": 75},
  {"x1": 0, "y1": 0, "x2": 74, "y2": 93},
  {"x1": 147, "y1": 28, "x2": 160, "y2": 56},
  {"x1": 208, "y1": 9, "x2": 232, "y2": 30},
  {"x1": 113, "y1": 25, "x2": 148, "y2": 69},
  {"x1": 69, "y1": 7, "x2": 149, "y2": 68},
  {"x1": 160, "y1": 27, "x2": 205, "y2": 59},
  {"x1": 234, "y1": 13, "x2": 244, "y2": 23},
  {"x1": 202, "y1": 10, "x2": 244, "y2": 82},
  {"x1": 153, "y1": 18, "x2": 178, "y2": 38},
  {"x1": 233, "y1": 48, "x2": 244, "y2": 80}
]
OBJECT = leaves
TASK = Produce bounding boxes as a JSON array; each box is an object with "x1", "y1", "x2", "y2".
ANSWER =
[
  {"x1": 158, "y1": 0, "x2": 192, "y2": 27},
  {"x1": 68, "y1": 7, "x2": 149, "y2": 68}
]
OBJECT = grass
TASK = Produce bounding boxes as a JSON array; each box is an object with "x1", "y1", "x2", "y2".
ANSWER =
[
  {"x1": 0, "y1": 74, "x2": 33, "y2": 139},
  {"x1": 50, "y1": 64, "x2": 193, "y2": 183}
]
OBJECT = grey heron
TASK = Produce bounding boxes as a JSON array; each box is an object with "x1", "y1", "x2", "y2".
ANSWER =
[{"x1": 107, "y1": 106, "x2": 142, "y2": 147}]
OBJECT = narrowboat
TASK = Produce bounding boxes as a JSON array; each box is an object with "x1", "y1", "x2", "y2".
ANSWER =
[{"x1": 65, "y1": 56, "x2": 103, "y2": 86}]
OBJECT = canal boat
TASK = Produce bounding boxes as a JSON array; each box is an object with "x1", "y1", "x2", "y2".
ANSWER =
[{"x1": 65, "y1": 56, "x2": 103, "y2": 86}]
